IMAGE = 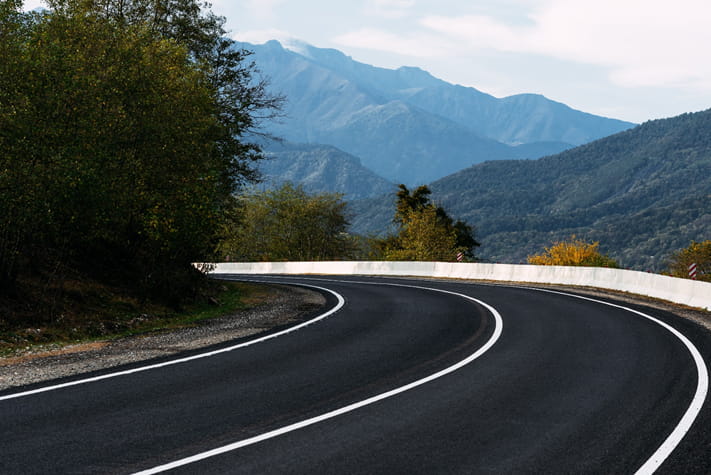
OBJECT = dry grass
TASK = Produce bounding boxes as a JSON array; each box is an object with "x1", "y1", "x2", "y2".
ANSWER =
[{"x1": 0, "y1": 278, "x2": 267, "y2": 357}]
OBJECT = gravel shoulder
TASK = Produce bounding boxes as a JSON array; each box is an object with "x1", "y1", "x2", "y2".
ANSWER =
[
  {"x1": 0, "y1": 284, "x2": 325, "y2": 391},
  {"x1": 1, "y1": 278, "x2": 708, "y2": 393}
]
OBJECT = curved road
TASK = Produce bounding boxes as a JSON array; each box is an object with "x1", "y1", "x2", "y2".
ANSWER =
[{"x1": 1, "y1": 275, "x2": 710, "y2": 474}]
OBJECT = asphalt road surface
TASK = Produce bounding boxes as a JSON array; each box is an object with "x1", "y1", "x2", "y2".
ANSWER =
[{"x1": 1, "y1": 275, "x2": 710, "y2": 474}]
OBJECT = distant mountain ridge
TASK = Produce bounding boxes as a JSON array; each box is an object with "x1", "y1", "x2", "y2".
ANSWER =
[
  {"x1": 350, "y1": 109, "x2": 711, "y2": 270},
  {"x1": 257, "y1": 142, "x2": 395, "y2": 200},
  {"x1": 243, "y1": 39, "x2": 634, "y2": 184}
]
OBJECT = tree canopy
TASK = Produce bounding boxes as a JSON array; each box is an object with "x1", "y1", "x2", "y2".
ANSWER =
[
  {"x1": 666, "y1": 240, "x2": 711, "y2": 282},
  {"x1": 0, "y1": 0, "x2": 279, "y2": 302},
  {"x1": 218, "y1": 183, "x2": 353, "y2": 262},
  {"x1": 380, "y1": 184, "x2": 479, "y2": 261}
]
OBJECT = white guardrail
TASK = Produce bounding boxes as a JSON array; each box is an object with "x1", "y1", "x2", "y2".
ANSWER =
[{"x1": 209, "y1": 261, "x2": 711, "y2": 311}]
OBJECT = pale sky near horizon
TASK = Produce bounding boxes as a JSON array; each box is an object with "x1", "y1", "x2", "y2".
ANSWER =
[{"x1": 23, "y1": 0, "x2": 711, "y2": 123}]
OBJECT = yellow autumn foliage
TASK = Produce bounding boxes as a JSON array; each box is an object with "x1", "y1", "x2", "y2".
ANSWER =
[{"x1": 528, "y1": 236, "x2": 618, "y2": 267}]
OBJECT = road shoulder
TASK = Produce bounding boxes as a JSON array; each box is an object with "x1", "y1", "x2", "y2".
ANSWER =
[{"x1": 0, "y1": 284, "x2": 325, "y2": 391}]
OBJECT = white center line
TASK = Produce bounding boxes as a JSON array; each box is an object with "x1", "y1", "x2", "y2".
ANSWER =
[{"x1": 132, "y1": 279, "x2": 504, "y2": 474}]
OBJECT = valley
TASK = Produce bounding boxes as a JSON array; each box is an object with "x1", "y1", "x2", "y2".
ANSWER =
[{"x1": 244, "y1": 40, "x2": 708, "y2": 271}]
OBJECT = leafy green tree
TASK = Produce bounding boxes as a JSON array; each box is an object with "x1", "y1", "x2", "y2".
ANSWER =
[
  {"x1": 527, "y1": 236, "x2": 618, "y2": 267},
  {"x1": 395, "y1": 184, "x2": 433, "y2": 224},
  {"x1": 0, "y1": 0, "x2": 34, "y2": 287},
  {"x1": 666, "y1": 240, "x2": 711, "y2": 281},
  {"x1": 383, "y1": 184, "x2": 478, "y2": 261},
  {"x1": 43, "y1": 0, "x2": 282, "y2": 189},
  {"x1": 219, "y1": 184, "x2": 353, "y2": 262},
  {"x1": 0, "y1": 0, "x2": 280, "y2": 301},
  {"x1": 385, "y1": 206, "x2": 462, "y2": 261}
]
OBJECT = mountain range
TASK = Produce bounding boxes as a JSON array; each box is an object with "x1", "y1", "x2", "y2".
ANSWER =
[
  {"x1": 240, "y1": 40, "x2": 708, "y2": 271},
  {"x1": 256, "y1": 141, "x2": 395, "y2": 200},
  {"x1": 245, "y1": 40, "x2": 634, "y2": 185},
  {"x1": 350, "y1": 109, "x2": 711, "y2": 270}
]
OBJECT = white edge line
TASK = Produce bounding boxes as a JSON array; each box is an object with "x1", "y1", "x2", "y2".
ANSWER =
[
  {"x1": 259, "y1": 276, "x2": 708, "y2": 473},
  {"x1": 522, "y1": 286, "x2": 708, "y2": 475},
  {"x1": 0, "y1": 282, "x2": 345, "y2": 402},
  {"x1": 132, "y1": 281, "x2": 504, "y2": 475}
]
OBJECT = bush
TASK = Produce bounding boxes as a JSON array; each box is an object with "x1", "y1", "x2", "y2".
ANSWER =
[
  {"x1": 218, "y1": 183, "x2": 354, "y2": 261},
  {"x1": 666, "y1": 240, "x2": 711, "y2": 281},
  {"x1": 528, "y1": 236, "x2": 618, "y2": 267}
]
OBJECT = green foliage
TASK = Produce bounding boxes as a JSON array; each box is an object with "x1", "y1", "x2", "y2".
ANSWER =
[
  {"x1": 385, "y1": 206, "x2": 462, "y2": 261},
  {"x1": 413, "y1": 109, "x2": 711, "y2": 269},
  {"x1": 377, "y1": 184, "x2": 478, "y2": 261},
  {"x1": 666, "y1": 240, "x2": 711, "y2": 282},
  {"x1": 527, "y1": 236, "x2": 618, "y2": 267},
  {"x1": 395, "y1": 184, "x2": 433, "y2": 224},
  {"x1": 0, "y1": 0, "x2": 279, "y2": 304},
  {"x1": 218, "y1": 183, "x2": 354, "y2": 261}
]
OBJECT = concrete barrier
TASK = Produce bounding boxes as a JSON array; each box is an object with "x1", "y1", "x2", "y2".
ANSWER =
[{"x1": 209, "y1": 261, "x2": 711, "y2": 311}]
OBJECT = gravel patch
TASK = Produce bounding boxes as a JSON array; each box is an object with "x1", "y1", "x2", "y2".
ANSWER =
[
  {"x1": 2, "y1": 277, "x2": 708, "y2": 393},
  {"x1": 0, "y1": 284, "x2": 325, "y2": 391}
]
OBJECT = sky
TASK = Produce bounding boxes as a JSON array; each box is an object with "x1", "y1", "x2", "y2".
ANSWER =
[{"x1": 23, "y1": 0, "x2": 711, "y2": 123}]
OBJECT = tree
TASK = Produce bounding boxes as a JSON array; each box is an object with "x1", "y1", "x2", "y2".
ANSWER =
[
  {"x1": 395, "y1": 184, "x2": 433, "y2": 224},
  {"x1": 385, "y1": 206, "x2": 462, "y2": 261},
  {"x1": 383, "y1": 184, "x2": 479, "y2": 261},
  {"x1": 0, "y1": 0, "x2": 280, "y2": 301},
  {"x1": 218, "y1": 184, "x2": 354, "y2": 262},
  {"x1": 527, "y1": 236, "x2": 618, "y2": 267},
  {"x1": 666, "y1": 240, "x2": 711, "y2": 282},
  {"x1": 43, "y1": 0, "x2": 283, "y2": 190},
  {"x1": 0, "y1": 0, "x2": 34, "y2": 287}
]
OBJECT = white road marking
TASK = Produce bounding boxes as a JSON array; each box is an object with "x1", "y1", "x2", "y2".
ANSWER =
[
  {"x1": 520, "y1": 286, "x2": 708, "y2": 475},
  {"x1": 7, "y1": 273, "x2": 702, "y2": 474},
  {"x1": 253, "y1": 276, "x2": 708, "y2": 474},
  {"x1": 0, "y1": 283, "x2": 345, "y2": 402},
  {"x1": 133, "y1": 279, "x2": 504, "y2": 474}
]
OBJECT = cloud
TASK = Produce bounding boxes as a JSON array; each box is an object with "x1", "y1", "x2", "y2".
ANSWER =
[
  {"x1": 237, "y1": 0, "x2": 287, "y2": 19},
  {"x1": 420, "y1": 0, "x2": 711, "y2": 90},
  {"x1": 232, "y1": 28, "x2": 296, "y2": 45},
  {"x1": 366, "y1": 0, "x2": 416, "y2": 19},
  {"x1": 22, "y1": 0, "x2": 45, "y2": 10},
  {"x1": 334, "y1": 28, "x2": 451, "y2": 58}
]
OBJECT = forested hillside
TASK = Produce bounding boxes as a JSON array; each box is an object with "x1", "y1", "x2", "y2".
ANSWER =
[{"x1": 351, "y1": 109, "x2": 711, "y2": 270}]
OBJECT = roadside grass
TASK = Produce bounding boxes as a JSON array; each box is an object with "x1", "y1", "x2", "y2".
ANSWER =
[{"x1": 0, "y1": 279, "x2": 270, "y2": 358}]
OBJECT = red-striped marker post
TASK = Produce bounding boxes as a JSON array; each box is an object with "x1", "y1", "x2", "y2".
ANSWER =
[{"x1": 689, "y1": 263, "x2": 698, "y2": 280}]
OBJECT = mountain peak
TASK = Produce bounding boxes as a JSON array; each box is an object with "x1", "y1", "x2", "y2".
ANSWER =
[
  {"x1": 239, "y1": 39, "x2": 635, "y2": 183},
  {"x1": 280, "y1": 38, "x2": 312, "y2": 56}
]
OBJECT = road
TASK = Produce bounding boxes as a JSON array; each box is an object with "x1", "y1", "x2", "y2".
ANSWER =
[{"x1": 1, "y1": 275, "x2": 709, "y2": 474}]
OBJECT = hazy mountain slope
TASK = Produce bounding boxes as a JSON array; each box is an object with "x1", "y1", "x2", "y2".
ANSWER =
[
  {"x1": 495, "y1": 94, "x2": 633, "y2": 145},
  {"x1": 350, "y1": 109, "x2": 711, "y2": 270},
  {"x1": 317, "y1": 100, "x2": 517, "y2": 184},
  {"x1": 258, "y1": 142, "x2": 395, "y2": 200},
  {"x1": 401, "y1": 87, "x2": 631, "y2": 146},
  {"x1": 250, "y1": 41, "x2": 374, "y2": 142},
  {"x1": 241, "y1": 40, "x2": 634, "y2": 184},
  {"x1": 272, "y1": 40, "x2": 633, "y2": 146}
]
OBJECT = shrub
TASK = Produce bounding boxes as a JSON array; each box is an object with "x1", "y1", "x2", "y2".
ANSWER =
[
  {"x1": 666, "y1": 240, "x2": 711, "y2": 281},
  {"x1": 528, "y1": 236, "x2": 618, "y2": 267}
]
